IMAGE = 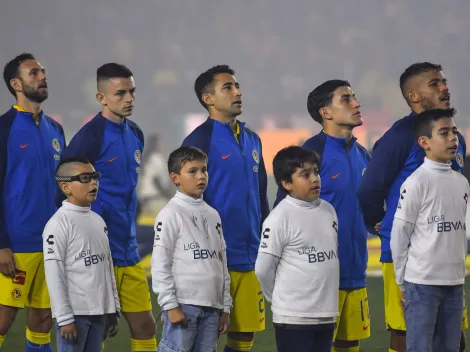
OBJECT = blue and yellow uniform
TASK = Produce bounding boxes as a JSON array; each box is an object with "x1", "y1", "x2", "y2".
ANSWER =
[
  {"x1": 60, "y1": 112, "x2": 152, "y2": 315},
  {"x1": 0, "y1": 105, "x2": 65, "y2": 309},
  {"x1": 275, "y1": 131, "x2": 371, "y2": 342},
  {"x1": 358, "y1": 111, "x2": 468, "y2": 331},
  {"x1": 182, "y1": 118, "x2": 270, "y2": 336}
]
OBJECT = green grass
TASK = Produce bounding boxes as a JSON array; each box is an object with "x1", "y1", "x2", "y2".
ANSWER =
[{"x1": 3, "y1": 278, "x2": 469, "y2": 351}]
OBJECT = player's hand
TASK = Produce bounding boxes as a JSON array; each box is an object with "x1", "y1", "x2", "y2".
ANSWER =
[
  {"x1": 218, "y1": 312, "x2": 230, "y2": 335},
  {"x1": 0, "y1": 248, "x2": 17, "y2": 278},
  {"x1": 375, "y1": 222, "x2": 382, "y2": 233},
  {"x1": 106, "y1": 314, "x2": 119, "y2": 338},
  {"x1": 400, "y1": 291, "x2": 406, "y2": 310},
  {"x1": 60, "y1": 322, "x2": 77, "y2": 340},
  {"x1": 168, "y1": 307, "x2": 188, "y2": 328}
]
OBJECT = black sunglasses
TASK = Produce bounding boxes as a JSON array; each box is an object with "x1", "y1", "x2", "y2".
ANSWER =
[{"x1": 55, "y1": 171, "x2": 101, "y2": 183}]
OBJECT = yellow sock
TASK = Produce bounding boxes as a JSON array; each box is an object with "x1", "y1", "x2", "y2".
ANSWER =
[
  {"x1": 226, "y1": 337, "x2": 254, "y2": 351},
  {"x1": 389, "y1": 349, "x2": 398, "y2": 352},
  {"x1": 332, "y1": 347, "x2": 360, "y2": 352},
  {"x1": 102, "y1": 342, "x2": 105, "y2": 351},
  {"x1": 0, "y1": 334, "x2": 5, "y2": 348},
  {"x1": 26, "y1": 328, "x2": 51, "y2": 345},
  {"x1": 130, "y1": 338, "x2": 157, "y2": 351}
]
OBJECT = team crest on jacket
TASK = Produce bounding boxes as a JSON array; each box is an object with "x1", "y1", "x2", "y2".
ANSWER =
[
  {"x1": 134, "y1": 150, "x2": 141, "y2": 164},
  {"x1": 456, "y1": 153, "x2": 464, "y2": 167},
  {"x1": 252, "y1": 149, "x2": 259, "y2": 163},
  {"x1": 52, "y1": 138, "x2": 61, "y2": 152}
]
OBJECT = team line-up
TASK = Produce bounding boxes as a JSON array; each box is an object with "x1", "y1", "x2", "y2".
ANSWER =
[{"x1": 0, "y1": 53, "x2": 467, "y2": 352}]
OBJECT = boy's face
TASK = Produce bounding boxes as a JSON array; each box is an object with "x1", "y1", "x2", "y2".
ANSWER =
[
  {"x1": 418, "y1": 118, "x2": 459, "y2": 163},
  {"x1": 171, "y1": 160, "x2": 208, "y2": 199},
  {"x1": 282, "y1": 162, "x2": 321, "y2": 202},
  {"x1": 60, "y1": 163, "x2": 99, "y2": 207}
]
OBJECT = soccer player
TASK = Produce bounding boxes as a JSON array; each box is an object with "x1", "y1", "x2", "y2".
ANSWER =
[
  {"x1": 391, "y1": 108, "x2": 467, "y2": 351},
  {"x1": 151, "y1": 146, "x2": 232, "y2": 352},
  {"x1": 60, "y1": 63, "x2": 157, "y2": 352},
  {"x1": 256, "y1": 146, "x2": 340, "y2": 352},
  {"x1": 274, "y1": 80, "x2": 371, "y2": 352},
  {"x1": 0, "y1": 53, "x2": 66, "y2": 352},
  {"x1": 45, "y1": 157, "x2": 120, "y2": 352},
  {"x1": 182, "y1": 65, "x2": 269, "y2": 352},
  {"x1": 358, "y1": 62, "x2": 467, "y2": 352}
]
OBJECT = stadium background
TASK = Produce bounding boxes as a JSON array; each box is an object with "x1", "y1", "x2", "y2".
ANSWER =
[{"x1": 2, "y1": 1, "x2": 470, "y2": 350}]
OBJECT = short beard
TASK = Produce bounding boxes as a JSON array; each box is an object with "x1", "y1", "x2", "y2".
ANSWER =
[
  {"x1": 23, "y1": 85, "x2": 48, "y2": 104},
  {"x1": 419, "y1": 95, "x2": 438, "y2": 111}
]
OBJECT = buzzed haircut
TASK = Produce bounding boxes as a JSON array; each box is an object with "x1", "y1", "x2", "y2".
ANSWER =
[
  {"x1": 399, "y1": 62, "x2": 442, "y2": 99},
  {"x1": 194, "y1": 65, "x2": 235, "y2": 110},
  {"x1": 168, "y1": 146, "x2": 208, "y2": 174},
  {"x1": 3, "y1": 53, "x2": 36, "y2": 97},
  {"x1": 412, "y1": 108, "x2": 456, "y2": 140},
  {"x1": 97, "y1": 63, "x2": 133, "y2": 86},
  {"x1": 56, "y1": 156, "x2": 91, "y2": 177},
  {"x1": 307, "y1": 80, "x2": 351, "y2": 124}
]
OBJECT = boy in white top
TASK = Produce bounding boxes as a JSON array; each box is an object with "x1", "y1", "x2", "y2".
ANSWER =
[
  {"x1": 391, "y1": 108, "x2": 468, "y2": 352},
  {"x1": 43, "y1": 157, "x2": 120, "y2": 352},
  {"x1": 151, "y1": 146, "x2": 232, "y2": 352},
  {"x1": 255, "y1": 146, "x2": 339, "y2": 352}
]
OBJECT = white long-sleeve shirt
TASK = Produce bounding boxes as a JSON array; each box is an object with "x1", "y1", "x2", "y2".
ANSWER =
[
  {"x1": 151, "y1": 191, "x2": 232, "y2": 313},
  {"x1": 391, "y1": 157, "x2": 469, "y2": 290},
  {"x1": 43, "y1": 201, "x2": 120, "y2": 326},
  {"x1": 255, "y1": 196, "x2": 339, "y2": 321}
]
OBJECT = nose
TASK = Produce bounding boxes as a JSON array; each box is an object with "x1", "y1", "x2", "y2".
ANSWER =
[{"x1": 352, "y1": 97, "x2": 361, "y2": 109}]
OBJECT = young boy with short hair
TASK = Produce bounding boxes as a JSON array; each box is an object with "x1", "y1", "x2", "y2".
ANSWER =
[
  {"x1": 255, "y1": 146, "x2": 340, "y2": 352},
  {"x1": 391, "y1": 108, "x2": 468, "y2": 352},
  {"x1": 43, "y1": 157, "x2": 120, "y2": 352},
  {"x1": 151, "y1": 146, "x2": 232, "y2": 352}
]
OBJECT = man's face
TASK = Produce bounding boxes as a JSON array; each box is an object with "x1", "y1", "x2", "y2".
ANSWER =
[
  {"x1": 412, "y1": 70, "x2": 450, "y2": 111},
  {"x1": 324, "y1": 86, "x2": 362, "y2": 128},
  {"x1": 13, "y1": 59, "x2": 48, "y2": 103},
  {"x1": 97, "y1": 77, "x2": 136, "y2": 119},
  {"x1": 204, "y1": 73, "x2": 242, "y2": 118}
]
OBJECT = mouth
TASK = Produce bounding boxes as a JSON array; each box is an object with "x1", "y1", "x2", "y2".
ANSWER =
[
  {"x1": 353, "y1": 111, "x2": 362, "y2": 118},
  {"x1": 197, "y1": 182, "x2": 206, "y2": 188},
  {"x1": 232, "y1": 100, "x2": 242, "y2": 106},
  {"x1": 440, "y1": 94, "x2": 450, "y2": 103},
  {"x1": 448, "y1": 145, "x2": 458, "y2": 153},
  {"x1": 310, "y1": 186, "x2": 320, "y2": 193},
  {"x1": 89, "y1": 188, "x2": 98, "y2": 196},
  {"x1": 124, "y1": 106, "x2": 134, "y2": 110}
]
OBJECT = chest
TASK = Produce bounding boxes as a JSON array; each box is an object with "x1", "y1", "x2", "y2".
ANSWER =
[
  {"x1": 178, "y1": 211, "x2": 223, "y2": 253},
  {"x1": 66, "y1": 222, "x2": 110, "y2": 267}
]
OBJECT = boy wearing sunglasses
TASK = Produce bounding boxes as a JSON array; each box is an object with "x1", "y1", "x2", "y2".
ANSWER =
[{"x1": 43, "y1": 157, "x2": 120, "y2": 352}]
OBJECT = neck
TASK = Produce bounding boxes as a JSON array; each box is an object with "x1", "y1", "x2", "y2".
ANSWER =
[
  {"x1": 425, "y1": 154, "x2": 451, "y2": 164},
  {"x1": 101, "y1": 108, "x2": 125, "y2": 123},
  {"x1": 323, "y1": 123, "x2": 354, "y2": 141},
  {"x1": 67, "y1": 198, "x2": 91, "y2": 208},
  {"x1": 209, "y1": 110, "x2": 238, "y2": 131},
  {"x1": 15, "y1": 97, "x2": 42, "y2": 120},
  {"x1": 411, "y1": 106, "x2": 425, "y2": 114}
]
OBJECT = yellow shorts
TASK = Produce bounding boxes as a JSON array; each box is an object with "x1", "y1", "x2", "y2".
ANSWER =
[
  {"x1": 333, "y1": 287, "x2": 371, "y2": 341},
  {"x1": 382, "y1": 263, "x2": 469, "y2": 331},
  {"x1": 228, "y1": 270, "x2": 265, "y2": 333},
  {"x1": 114, "y1": 262, "x2": 152, "y2": 313},
  {"x1": 0, "y1": 252, "x2": 50, "y2": 309}
]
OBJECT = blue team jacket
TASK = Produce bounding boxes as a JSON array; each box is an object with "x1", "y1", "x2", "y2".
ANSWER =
[
  {"x1": 60, "y1": 113, "x2": 144, "y2": 266},
  {"x1": 0, "y1": 107, "x2": 65, "y2": 252},
  {"x1": 274, "y1": 131, "x2": 370, "y2": 289},
  {"x1": 358, "y1": 112, "x2": 466, "y2": 262},
  {"x1": 182, "y1": 118, "x2": 270, "y2": 271}
]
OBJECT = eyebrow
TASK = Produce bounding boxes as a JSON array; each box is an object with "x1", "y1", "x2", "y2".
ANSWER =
[
  {"x1": 222, "y1": 82, "x2": 240, "y2": 88},
  {"x1": 115, "y1": 87, "x2": 136, "y2": 94},
  {"x1": 429, "y1": 78, "x2": 447, "y2": 85}
]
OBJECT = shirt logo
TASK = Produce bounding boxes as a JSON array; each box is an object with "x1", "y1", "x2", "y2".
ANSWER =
[
  {"x1": 134, "y1": 150, "x2": 141, "y2": 164},
  {"x1": 456, "y1": 153, "x2": 464, "y2": 167},
  {"x1": 332, "y1": 173, "x2": 340, "y2": 179},
  {"x1": 108, "y1": 157, "x2": 118, "y2": 163},
  {"x1": 222, "y1": 153, "x2": 232, "y2": 160},
  {"x1": 12, "y1": 270, "x2": 26, "y2": 285},
  {"x1": 52, "y1": 138, "x2": 61, "y2": 153},
  {"x1": 252, "y1": 149, "x2": 259, "y2": 164},
  {"x1": 46, "y1": 235, "x2": 54, "y2": 245},
  {"x1": 11, "y1": 288, "x2": 21, "y2": 300},
  {"x1": 20, "y1": 143, "x2": 29, "y2": 149},
  {"x1": 362, "y1": 168, "x2": 367, "y2": 176}
]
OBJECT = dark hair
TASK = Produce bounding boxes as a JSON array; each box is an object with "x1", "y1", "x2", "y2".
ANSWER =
[
  {"x1": 194, "y1": 65, "x2": 235, "y2": 110},
  {"x1": 97, "y1": 63, "x2": 133, "y2": 84},
  {"x1": 168, "y1": 146, "x2": 208, "y2": 174},
  {"x1": 412, "y1": 108, "x2": 456, "y2": 140},
  {"x1": 399, "y1": 62, "x2": 442, "y2": 96},
  {"x1": 273, "y1": 146, "x2": 320, "y2": 191},
  {"x1": 3, "y1": 53, "x2": 36, "y2": 97},
  {"x1": 56, "y1": 157, "x2": 91, "y2": 175},
  {"x1": 307, "y1": 80, "x2": 350, "y2": 124}
]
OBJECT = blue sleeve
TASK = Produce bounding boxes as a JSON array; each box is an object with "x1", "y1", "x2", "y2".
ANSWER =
[
  {"x1": 273, "y1": 134, "x2": 326, "y2": 208},
  {"x1": 357, "y1": 125, "x2": 415, "y2": 227},
  {"x1": 258, "y1": 143, "x2": 270, "y2": 225},
  {"x1": 458, "y1": 132, "x2": 466, "y2": 157},
  {"x1": 181, "y1": 121, "x2": 213, "y2": 156},
  {"x1": 0, "y1": 112, "x2": 16, "y2": 248}
]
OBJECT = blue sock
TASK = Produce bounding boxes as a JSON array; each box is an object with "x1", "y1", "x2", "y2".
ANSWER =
[{"x1": 26, "y1": 340, "x2": 52, "y2": 351}]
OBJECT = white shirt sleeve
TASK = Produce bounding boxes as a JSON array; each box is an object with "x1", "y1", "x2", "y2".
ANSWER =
[
  {"x1": 258, "y1": 216, "x2": 287, "y2": 258},
  {"x1": 43, "y1": 217, "x2": 74, "y2": 326},
  {"x1": 219, "y1": 227, "x2": 232, "y2": 314},
  {"x1": 255, "y1": 252, "x2": 280, "y2": 303},
  {"x1": 108, "y1": 249, "x2": 120, "y2": 314},
  {"x1": 151, "y1": 209, "x2": 181, "y2": 310},
  {"x1": 390, "y1": 218, "x2": 414, "y2": 291},
  {"x1": 394, "y1": 180, "x2": 422, "y2": 224}
]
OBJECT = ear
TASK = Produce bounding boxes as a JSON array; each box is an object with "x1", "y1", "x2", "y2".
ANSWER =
[
  {"x1": 202, "y1": 92, "x2": 214, "y2": 108},
  {"x1": 281, "y1": 179, "x2": 293, "y2": 192},
  {"x1": 96, "y1": 91, "x2": 106, "y2": 105},
  {"x1": 60, "y1": 182, "x2": 72, "y2": 196},
  {"x1": 169, "y1": 172, "x2": 180, "y2": 186},
  {"x1": 9, "y1": 78, "x2": 22, "y2": 94},
  {"x1": 417, "y1": 136, "x2": 430, "y2": 150},
  {"x1": 407, "y1": 90, "x2": 419, "y2": 104},
  {"x1": 319, "y1": 107, "x2": 333, "y2": 121}
]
